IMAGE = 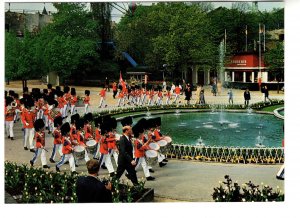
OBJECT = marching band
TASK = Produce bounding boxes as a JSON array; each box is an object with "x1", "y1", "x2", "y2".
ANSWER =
[{"x1": 5, "y1": 84, "x2": 173, "y2": 183}]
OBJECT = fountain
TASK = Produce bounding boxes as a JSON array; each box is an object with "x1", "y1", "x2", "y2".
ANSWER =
[
  {"x1": 210, "y1": 104, "x2": 217, "y2": 114},
  {"x1": 255, "y1": 131, "x2": 266, "y2": 148},
  {"x1": 175, "y1": 109, "x2": 181, "y2": 116},
  {"x1": 146, "y1": 111, "x2": 152, "y2": 118},
  {"x1": 196, "y1": 136, "x2": 205, "y2": 147},
  {"x1": 247, "y1": 107, "x2": 253, "y2": 115}
]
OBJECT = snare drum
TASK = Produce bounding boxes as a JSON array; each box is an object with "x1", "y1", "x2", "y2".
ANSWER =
[
  {"x1": 86, "y1": 139, "x2": 97, "y2": 154},
  {"x1": 145, "y1": 150, "x2": 158, "y2": 166},
  {"x1": 163, "y1": 136, "x2": 172, "y2": 144},
  {"x1": 157, "y1": 140, "x2": 168, "y2": 147},
  {"x1": 73, "y1": 146, "x2": 85, "y2": 160},
  {"x1": 157, "y1": 139, "x2": 168, "y2": 154},
  {"x1": 149, "y1": 142, "x2": 160, "y2": 151}
]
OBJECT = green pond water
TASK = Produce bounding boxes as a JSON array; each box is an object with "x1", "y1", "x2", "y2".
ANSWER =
[{"x1": 117, "y1": 112, "x2": 284, "y2": 148}]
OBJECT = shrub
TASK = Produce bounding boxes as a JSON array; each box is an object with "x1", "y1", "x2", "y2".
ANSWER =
[{"x1": 212, "y1": 175, "x2": 284, "y2": 202}]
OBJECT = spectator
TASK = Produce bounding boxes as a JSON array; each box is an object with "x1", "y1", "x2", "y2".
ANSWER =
[
  {"x1": 228, "y1": 88, "x2": 233, "y2": 105},
  {"x1": 76, "y1": 159, "x2": 112, "y2": 203},
  {"x1": 244, "y1": 88, "x2": 251, "y2": 107}
]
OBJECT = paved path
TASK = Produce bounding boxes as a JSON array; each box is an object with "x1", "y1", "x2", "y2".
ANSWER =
[
  {"x1": 4, "y1": 80, "x2": 284, "y2": 202},
  {"x1": 4, "y1": 121, "x2": 284, "y2": 202}
]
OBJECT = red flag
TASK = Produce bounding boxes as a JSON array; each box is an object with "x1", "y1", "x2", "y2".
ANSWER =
[{"x1": 119, "y1": 71, "x2": 123, "y2": 84}]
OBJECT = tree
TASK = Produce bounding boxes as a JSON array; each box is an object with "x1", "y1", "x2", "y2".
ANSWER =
[
  {"x1": 115, "y1": 3, "x2": 219, "y2": 80},
  {"x1": 264, "y1": 41, "x2": 284, "y2": 93},
  {"x1": 5, "y1": 32, "x2": 19, "y2": 83},
  {"x1": 35, "y1": 3, "x2": 100, "y2": 84}
]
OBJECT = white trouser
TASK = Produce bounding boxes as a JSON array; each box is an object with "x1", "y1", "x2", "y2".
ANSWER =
[
  {"x1": 31, "y1": 148, "x2": 47, "y2": 166},
  {"x1": 135, "y1": 157, "x2": 150, "y2": 177},
  {"x1": 99, "y1": 153, "x2": 114, "y2": 173},
  {"x1": 63, "y1": 105, "x2": 68, "y2": 117},
  {"x1": 57, "y1": 154, "x2": 76, "y2": 172},
  {"x1": 165, "y1": 97, "x2": 170, "y2": 105},
  {"x1": 44, "y1": 114, "x2": 49, "y2": 128},
  {"x1": 117, "y1": 98, "x2": 124, "y2": 107},
  {"x1": 37, "y1": 109, "x2": 44, "y2": 119},
  {"x1": 84, "y1": 104, "x2": 89, "y2": 114},
  {"x1": 99, "y1": 97, "x2": 106, "y2": 107},
  {"x1": 157, "y1": 97, "x2": 162, "y2": 105},
  {"x1": 70, "y1": 105, "x2": 76, "y2": 115},
  {"x1": 173, "y1": 94, "x2": 180, "y2": 104},
  {"x1": 24, "y1": 128, "x2": 35, "y2": 149},
  {"x1": 48, "y1": 120, "x2": 54, "y2": 132},
  {"x1": 148, "y1": 98, "x2": 153, "y2": 105},
  {"x1": 140, "y1": 94, "x2": 146, "y2": 105},
  {"x1": 157, "y1": 152, "x2": 165, "y2": 163},
  {"x1": 59, "y1": 108, "x2": 64, "y2": 117},
  {"x1": 136, "y1": 97, "x2": 141, "y2": 105},
  {"x1": 109, "y1": 149, "x2": 119, "y2": 166},
  {"x1": 50, "y1": 144, "x2": 63, "y2": 160},
  {"x1": 93, "y1": 142, "x2": 100, "y2": 158},
  {"x1": 5, "y1": 121, "x2": 14, "y2": 137}
]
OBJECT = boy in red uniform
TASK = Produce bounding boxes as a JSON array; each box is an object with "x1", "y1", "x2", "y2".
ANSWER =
[
  {"x1": 98, "y1": 87, "x2": 107, "y2": 108},
  {"x1": 30, "y1": 119, "x2": 50, "y2": 168},
  {"x1": 112, "y1": 82, "x2": 118, "y2": 99},
  {"x1": 21, "y1": 98, "x2": 36, "y2": 152},
  {"x1": 132, "y1": 120, "x2": 155, "y2": 181},
  {"x1": 99, "y1": 121, "x2": 115, "y2": 177},
  {"x1": 49, "y1": 116, "x2": 63, "y2": 163},
  {"x1": 5, "y1": 97, "x2": 16, "y2": 140},
  {"x1": 156, "y1": 88, "x2": 163, "y2": 106},
  {"x1": 106, "y1": 117, "x2": 119, "y2": 165},
  {"x1": 93, "y1": 116, "x2": 102, "y2": 160},
  {"x1": 70, "y1": 88, "x2": 77, "y2": 115},
  {"x1": 84, "y1": 90, "x2": 90, "y2": 114},
  {"x1": 165, "y1": 87, "x2": 171, "y2": 105},
  {"x1": 173, "y1": 84, "x2": 182, "y2": 104},
  {"x1": 56, "y1": 122, "x2": 76, "y2": 173}
]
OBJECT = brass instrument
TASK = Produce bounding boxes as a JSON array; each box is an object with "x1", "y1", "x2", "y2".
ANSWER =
[{"x1": 49, "y1": 109, "x2": 59, "y2": 119}]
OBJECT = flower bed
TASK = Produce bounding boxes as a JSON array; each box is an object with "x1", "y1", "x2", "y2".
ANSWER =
[
  {"x1": 5, "y1": 161, "x2": 153, "y2": 203},
  {"x1": 212, "y1": 175, "x2": 284, "y2": 202}
]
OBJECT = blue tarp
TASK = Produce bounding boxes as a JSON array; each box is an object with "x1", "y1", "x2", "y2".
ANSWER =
[{"x1": 122, "y1": 52, "x2": 138, "y2": 67}]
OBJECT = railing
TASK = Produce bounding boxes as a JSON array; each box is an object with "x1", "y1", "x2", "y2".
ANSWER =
[{"x1": 163, "y1": 144, "x2": 284, "y2": 164}]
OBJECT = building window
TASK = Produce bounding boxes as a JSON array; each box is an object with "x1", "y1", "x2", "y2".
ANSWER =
[{"x1": 234, "y1": 72, "x2": 243, "y2": 82}]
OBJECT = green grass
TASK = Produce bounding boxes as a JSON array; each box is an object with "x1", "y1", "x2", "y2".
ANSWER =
[{"x1": 261, "y1": 104, "x2": 284, "y2": 112}]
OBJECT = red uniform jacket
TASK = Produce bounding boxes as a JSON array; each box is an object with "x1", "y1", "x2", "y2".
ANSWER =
[
  {"x1": 21, "y1": 109, "x2": 36, "y2": 129},
  {"x1": 99, "y1": 136, "x2": 109, "y2": 154},
  {"x1": 83, "y1": 96, "x2": 90, "y2": 104},
  {"x1": 100, "y1": 89, "x2": 106, "y2": 97},
  {"x1": 134, "y1": 138, "x2": 148, "y2": 158},
  {"x1": 153, "y1": 129, "x2": 163, "y2": 141},
  {"x1": 35, "y1": 132, "x2": 45, "y2": 148},
  {"x1": 70, "y1": 95, "x2": 77, "y2": 105},
  {"x1": 84, "y1": 124, "x2": 93, "y2": 140},
  {"x1": 62, "y1": 136, "x2": 73, "y2": 154},
  {"x1": 95, "y1": 128, "x2": 101, "y2": 143},
  {"x1": 53, "y1": 128, "x2": 62, "y2": 145},
  {"x1": 106, "y1": 132, "x2": 117, "y2": 150},
  {"x1": 5, "y1": 107, "x2": 15, "y2": 121}
]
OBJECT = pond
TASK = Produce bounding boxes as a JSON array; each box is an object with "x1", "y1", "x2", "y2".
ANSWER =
[{"x1": 117, "y1": 111, "x2": 284, "y2": 148}]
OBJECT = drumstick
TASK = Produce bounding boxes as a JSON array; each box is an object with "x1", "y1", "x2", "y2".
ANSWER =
[{"x1": 42, "y1": 148, "x2": 49, "y2": 152}]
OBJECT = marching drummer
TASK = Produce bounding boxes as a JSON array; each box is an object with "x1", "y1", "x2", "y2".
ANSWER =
[
  {"x1": 148, "y1": 118, "x2": 168, "y2": 167},
  {"x1": 132, "y1": 121, "x2": 155, "y2": 181},
  {"x1": 75, "y1": 118, "x2": 90, "y2": 165},
  {"x1": 106, "y1": 117, "x2": 119, "y2": 165},
  {"x1": 84, "y1": 90, "x2": 90, "y2": 114},
  {"x1": 30, "y1": 119, "x2": 50, "y2": 169},
  {"x1": 49, "y1": 116, "x2": 63, "y2": 163},
  {"x1": 56, "y1": 122, "x2": 76, "y2": 173},
  {"x1": 93, "y1": 116, "x2": 102, "y2": 160},
  {"x1": 84, "y1": 113, "x2": 93, "y2": 140},
  {"x1": 98, "y1": 121, "x2": 115, "y2": 177}
]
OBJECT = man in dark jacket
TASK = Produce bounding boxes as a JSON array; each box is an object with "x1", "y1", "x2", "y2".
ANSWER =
[
  {"x1": 244, "y1": 88, "x2": 251, "y2": 107},
  {"x1": 76, "y1": 159, "x2": 112, "y2": 203},
  {"x1": 115, "y1": 126, "x2": 138, "y2": 185}
]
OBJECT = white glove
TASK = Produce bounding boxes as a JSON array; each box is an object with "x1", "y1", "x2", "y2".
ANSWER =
[{"x1": 25, "y1": 122, "x2": 29, "y2": 126}]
